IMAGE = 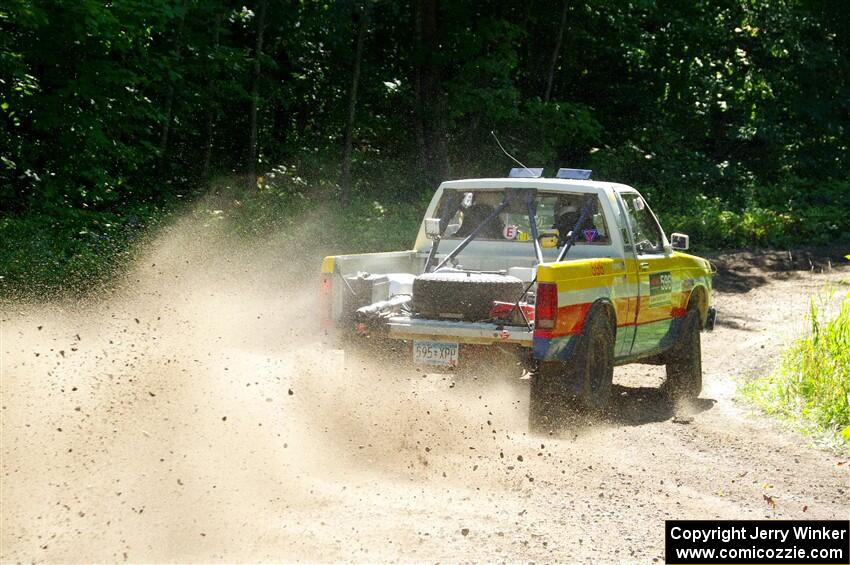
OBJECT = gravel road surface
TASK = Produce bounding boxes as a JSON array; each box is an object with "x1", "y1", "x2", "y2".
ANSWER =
[{"x1": 2, "y1": 227, "x2": 848, "y2": 563}]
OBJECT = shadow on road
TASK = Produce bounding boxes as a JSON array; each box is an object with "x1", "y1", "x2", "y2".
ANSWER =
[
  {"x1": 540, "y1": 385, "x2": 718, "y2": 436},
  {"x1": 605, "y1": 384, "x2": 717, "y2": 426},
  {"x1": 713, "y1": 313, "x2": 759, "y2": 331}
]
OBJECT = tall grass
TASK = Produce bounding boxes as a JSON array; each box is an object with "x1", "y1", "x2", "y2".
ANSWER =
[{"x1": 742, "y1": 291, "x2": 850, "y2": 450}]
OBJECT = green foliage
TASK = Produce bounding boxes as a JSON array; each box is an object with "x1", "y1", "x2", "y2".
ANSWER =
[
  {"x1": 658, "y1": 179, "x2": 850, "y2": 250},
  {"x1": 211, "y1": 172, "x2": 426, "y2": 253},
  {"x1": 322, "y1": 197, "x2": 427, "y2": 253},
  {"x1": 1, "y1": 0, "x2": 849, "y2": 296},
  {"x1": 662, "y1": 196, "x2": 794, "y2": 249},
  {"x1": 0, "y1": 205, "x2": 168, "y2": 300},
  {"x1": 516, "y1": 100, "x2": 603, "y2": 166},
  {"x1": 741, "y1": 292, "x2": 850, "y2": 450},
  {"x1": 3, "y1": 0, "x2": 849, "y2": 208}
]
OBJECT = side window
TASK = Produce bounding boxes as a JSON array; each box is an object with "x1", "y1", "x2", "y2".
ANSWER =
[{"x1": 621, "y1": 194, "x2": 664, "y2": 254}]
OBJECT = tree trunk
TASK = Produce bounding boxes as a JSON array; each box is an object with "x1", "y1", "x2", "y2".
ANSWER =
[
  {"x1": 160, "y1": 83, "x2": 175, "y2": 156},
  {"x1": 246, "y1": 0, "x2": 268, "y2": 191},
  {"x1": 340, "y1": 5, "x2": 368, "y2": 207},
  {"x1": 159, "y1": 4, "x2": 186, "y2": 165},
  {"x1": 418, "y1": 0, "x2": 450, "y2": 185},
  {"x1": 201, "y1": 10, "x2": 223, "y2": 185},
  {"x1": 544, "y1": 1, "x2": 568, "y2": 104},
  {"x1": 412, "y1": 0, "x2": 428, "y2": 182}
]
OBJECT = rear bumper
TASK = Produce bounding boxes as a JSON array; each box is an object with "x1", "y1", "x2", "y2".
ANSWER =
[{"x1": 385, "y1": 316, "x2": 533, "y2": 346}]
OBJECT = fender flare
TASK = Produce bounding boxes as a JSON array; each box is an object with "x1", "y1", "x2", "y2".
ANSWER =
[
  {"x1": 686, "y1": 284, "x2": 709, "y2": 327},
  {"x1": 586, "y1": 298, "x2": 617, "y2": 341}
]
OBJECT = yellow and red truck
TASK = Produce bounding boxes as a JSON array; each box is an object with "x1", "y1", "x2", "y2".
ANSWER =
[{"x1": 320, "y1": 169, "x2": 715, "y2": 430}]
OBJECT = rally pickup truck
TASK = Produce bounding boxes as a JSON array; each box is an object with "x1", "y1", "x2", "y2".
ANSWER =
[{"x1": 320, "y1": 168, "x2": 716, "y2": 430}]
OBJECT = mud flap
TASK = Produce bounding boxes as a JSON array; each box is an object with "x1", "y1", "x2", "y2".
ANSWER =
[{"x1": 704, "y1": 305, "x2": 717, "y2": 331}]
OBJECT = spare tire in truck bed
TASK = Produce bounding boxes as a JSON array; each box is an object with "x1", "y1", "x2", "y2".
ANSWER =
[{"x1": 412, "y1": 271, "x2": 524, "y2": 321}]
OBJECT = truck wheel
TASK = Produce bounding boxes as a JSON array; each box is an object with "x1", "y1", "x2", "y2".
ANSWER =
[
  {"x1": 529, "y1": 361, "x2": 571, "y2": 432},
  {"x1": 664, "y1": 309, "x2": 702, "y2": 400},
  {"x1": 528, "y1": 306, "x2": 614, "y2": 431},
  {"x1": 575, "y1": 309, "x2": 615, "y2": 412}
]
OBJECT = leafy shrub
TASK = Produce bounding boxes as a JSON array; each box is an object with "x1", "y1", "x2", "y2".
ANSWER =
[
  {"x1": 660, "y1": 196, "x2": 795, "y2": 250},
  {"x1": 517, "y1": 100, "x2": 603, "y2": 166},
  {"x1": 650, "y1": 178, "x2": 850, "y2": 250},
  {"x1": 207, "y1": 172, "x2": 426, "y2": 252},
  {"x1": 0, "y1": 206, "x2": 164, "y2": 300}
]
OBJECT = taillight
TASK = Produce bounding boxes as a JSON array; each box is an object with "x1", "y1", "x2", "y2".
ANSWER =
[
  {"x1": 535, "y1": 282, "x2": 557, "y2": 329},
  {"x1": 319, "y1": 273, "x2": 333, "y2": 329}
]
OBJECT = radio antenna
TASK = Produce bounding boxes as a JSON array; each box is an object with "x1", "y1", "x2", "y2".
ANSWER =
[{"x1": 491, "y1": 130, "x2": 536, "y2": 178}]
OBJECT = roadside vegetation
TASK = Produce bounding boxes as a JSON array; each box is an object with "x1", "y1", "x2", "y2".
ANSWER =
[
  {"x1": 4, "y1": 176, "x2": 849, "y2": 301},
  {"x1": 741, "y1": 288, "x2": 850, "y2": 451},
  {"x1": 0, "y1": 177, "x2": 427, "y2": 300},
  {"x1": 2, "y1": 2, "x2": 849, "y2": 299}
]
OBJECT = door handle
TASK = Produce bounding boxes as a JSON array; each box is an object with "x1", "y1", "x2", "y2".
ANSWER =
[{"x1": 639, "y1": 262, "x2": 650, "y2": 271}]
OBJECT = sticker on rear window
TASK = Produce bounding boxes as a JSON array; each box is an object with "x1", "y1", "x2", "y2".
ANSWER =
[
  {"x1": 503, "y1": 225, "x2": 518, "y2": 240},
  {"x1": 583, "y1": 228, "x2": 598, "y2": 242}
]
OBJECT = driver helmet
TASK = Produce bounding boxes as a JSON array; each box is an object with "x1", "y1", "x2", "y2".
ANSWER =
[{"x1": 555, "y1": 198, "x2": 580, "y2": 217}]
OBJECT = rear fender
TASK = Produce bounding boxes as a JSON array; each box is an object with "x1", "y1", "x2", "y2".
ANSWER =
[
  {"x1": 533, "y1": 256, "x2": 623, "y2": 361},
  {"x1": 532, "y1": 298, "x2": 615, "y2": 362}
]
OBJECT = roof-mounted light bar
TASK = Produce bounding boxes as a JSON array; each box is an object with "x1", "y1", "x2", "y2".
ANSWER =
[
  {"x1": 508, "y1": 167, "x2": 544, "y2": 178},
  {"x1": 556, "y1": 168, "x2": 592, "y2": 180}
]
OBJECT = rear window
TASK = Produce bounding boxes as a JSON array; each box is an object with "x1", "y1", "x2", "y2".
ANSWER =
[{"x1": 435, "y1": 189, "x2": 610, "y2": 245}]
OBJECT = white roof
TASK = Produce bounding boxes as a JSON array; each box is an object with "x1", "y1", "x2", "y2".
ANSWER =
[{"x1": 438, "y1": 177, "x2": 636, "y2": 193}]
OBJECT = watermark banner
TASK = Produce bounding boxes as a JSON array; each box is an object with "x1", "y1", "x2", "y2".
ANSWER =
[{"x1": 665, "y1": 520, "x2": 849, "y2": 564}]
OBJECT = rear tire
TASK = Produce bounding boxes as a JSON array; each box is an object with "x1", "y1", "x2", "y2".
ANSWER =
[
  {"x1": 528, "y1": 305, "x2": 615, "y2": 432},
  {"x1": 529, "y1": 361, "x2": 572, "y2": 432},
  {"x1": 664, "y1": 310, "x2": 702, "y2": 400},
  {"x1": 576, "y1": 311, "x2": 615, "y2": 412}
]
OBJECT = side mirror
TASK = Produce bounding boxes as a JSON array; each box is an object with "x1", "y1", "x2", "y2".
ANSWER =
[
  {"x1": 670, "y1": 233, "x2": 689, "y2": 251},
  {"x1": 424, "y1": 218, "x2": 441, "y2": 240}
]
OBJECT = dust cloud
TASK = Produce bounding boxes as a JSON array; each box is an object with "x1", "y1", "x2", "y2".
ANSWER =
[{"x1": 1, "y1": 212, "x2": 552, "y2": 563}]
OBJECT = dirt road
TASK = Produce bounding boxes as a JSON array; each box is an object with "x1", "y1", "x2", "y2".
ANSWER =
[{"x1": 2, "y1": 224, "x2": 848, "y2": 563}]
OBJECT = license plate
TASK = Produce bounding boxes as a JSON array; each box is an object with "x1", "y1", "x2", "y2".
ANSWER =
[{"x1": 413, "y1": 340, "x2": 459, "y2": 367}]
